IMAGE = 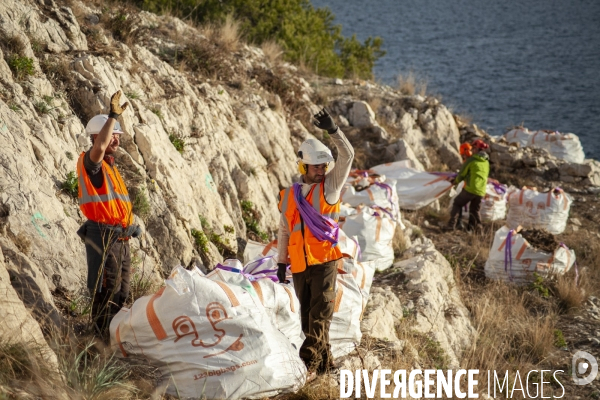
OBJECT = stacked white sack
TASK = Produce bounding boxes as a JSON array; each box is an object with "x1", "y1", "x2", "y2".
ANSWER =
[
  {"x1": 342, "y1": 178, "x2": 402, "y2": 222},
  {"x1": 340, "y1": 206, "x2": 396, "y2": 272},
  {"x1": 506, "y1": 187, "x2": 572, "y2": 234},
  {"x1": 330, "y1": 271, "x2": 364, "y2": 358},
  {"x1": 237, "y1": 239, "x2": 370, "y2": 360},
  {"x1": 450, "y1": 181, "x2": 508, "y2": 221},
  {"x1": 110, "y1": 266, "x2": 306, "y2": 399},
  {"x1": 485, "y1": 226, "x2": 575, "y2": 284},
  {"x1": 504, "y1": 128, "x2": 585, "y2": 163},
  {"x1": 369, "y1": 161, "x2": 453, "y2": 210}
]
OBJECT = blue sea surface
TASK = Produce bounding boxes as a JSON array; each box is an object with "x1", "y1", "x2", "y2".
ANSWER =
[{"x1": 311, "y1": 0, "x2": 600, "y2": 160}]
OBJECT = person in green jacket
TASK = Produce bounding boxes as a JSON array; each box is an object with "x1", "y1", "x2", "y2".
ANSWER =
[{"x1": 446, "y1": 139, "x2": 490, "y2": 231}]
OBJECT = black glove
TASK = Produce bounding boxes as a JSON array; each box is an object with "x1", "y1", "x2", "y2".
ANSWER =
[
  {"x1": 277, "y1": 263, "x2": 288, "y2": 283},
  {"x1": 313, "y1": 108, "x2": 338, "y2": 134}
]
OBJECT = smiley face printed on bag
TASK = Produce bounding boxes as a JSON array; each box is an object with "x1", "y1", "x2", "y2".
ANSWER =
[{"x1": 172, "y1": 302, "x2": 244, "y2": 358}]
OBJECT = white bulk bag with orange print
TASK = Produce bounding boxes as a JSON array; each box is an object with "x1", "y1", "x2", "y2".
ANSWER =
[
  {"x1": 337, "y1": 229, "x2": 361, "y2": 261},
  {"x1": 369, "y1": 162, "x2": 453, "y2": 210},
  {"x1": 484, "y1": 226, "x2": 575, "y2": 284},
  {"x1": 504, "y1": 127, "x2": 533, "y2": 147},
  {"x1": 341, "y1": 180, "x2": 399, "y2": 216},
  {"x1": 504, "y1": 128, "x2": 585, "y2": 163},
  {"x1": 340, "y1": 258, "x2": 376, "y2": 305},
  {"x1": 340, "y1": 206, "x2": 396, "y2": 271},
  {"x1": 506, "y1": 187, "x2": 572, "y2": 234},
  {"x1": 240, "y1": 258, "x2": 304, "y2": 351},
  {"x1": 528, "y1": 130, "x2": 585, "y2": 163},
  {"x1": 110, "y1": 266, "x2": 306, "y2": 399},
  {"x1": 330, "y1": 272, "x2": 364, "y2": 358},
  {"x1": 451, "y1": 181, "x2": 508, "y2": 221},
  {"x1": 244, "y1": 239, "x2": 278, "y2": 263}
]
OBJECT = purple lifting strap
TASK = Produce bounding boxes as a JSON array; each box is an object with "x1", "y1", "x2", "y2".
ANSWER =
[
  {"x1": 504, "y1": 230, "x2": 514, "y2": 282},
  {"x1": 293, "y1": 183, "x2": 339, "y2": 248}
]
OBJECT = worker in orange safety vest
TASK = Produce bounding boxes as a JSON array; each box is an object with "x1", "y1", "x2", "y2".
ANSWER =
[
  {"x1": 76, "y1": 90, "x2": 141, "y2": 335},
  {"x1": 277, "y1": 108, "x2": 354, "y2": 381}
]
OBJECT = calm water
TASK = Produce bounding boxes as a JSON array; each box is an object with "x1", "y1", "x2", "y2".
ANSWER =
[{"x1": 311, "y1": 0, "x2": 600, "y2": 160}]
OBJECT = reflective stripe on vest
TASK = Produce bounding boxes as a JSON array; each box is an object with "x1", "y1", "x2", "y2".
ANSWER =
[
  {"x1": 77, "y1": 152, "x2": 133, "y2": 227},
  {"x1": 279, "y1": 180, "x2": 342, "y2": 273}
]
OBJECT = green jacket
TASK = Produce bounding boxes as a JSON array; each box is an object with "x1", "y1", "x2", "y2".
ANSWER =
[{"x1": 455, "y1": 153, "x2": 490, "y2": 197}]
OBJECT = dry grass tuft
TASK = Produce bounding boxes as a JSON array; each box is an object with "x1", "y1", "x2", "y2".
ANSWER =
[
  {"x1": 397, "y1": 71, "x2": 427, "y2": 96},
  {"x1": 13, "y1": 232, "x2": 32, "y2": 255},
  {"x1": 261, "y1": 39, "x2": 284, "y2": 65},
  {"x1": 461, "y1": 281, "x2": 557, "y2": 373},
  {"x1": 217, "y1": 14, "x2": 242, "y2": 52},
  {"x1": 552, "y1": 274, "x2": 586, "y2": 312}
]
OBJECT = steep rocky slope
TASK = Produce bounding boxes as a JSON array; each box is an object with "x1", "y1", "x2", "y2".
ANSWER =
[{"x1": 2, "y1": 0, "x2": 599, "y2": 398}]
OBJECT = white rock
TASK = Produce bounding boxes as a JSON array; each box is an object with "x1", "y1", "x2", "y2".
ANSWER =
[{"x1": 348, "y1": 101, "x2": 377, "y2": 128}]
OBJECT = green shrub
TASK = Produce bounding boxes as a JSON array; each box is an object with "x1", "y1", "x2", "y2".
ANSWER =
[
  {"x1": 7, "y1": 55, "x2": 34, "y2": 80},
  {"x1": 168, "y1": 132, "x2": 185, "y2": 153},
  {"x1": 530, "y1": 272, "x2": 550, "y2": 298},
  {"x1": 241, "y1": 200, "x2": 268, "y2": 242},
  {"x1": 62, "y1": 171, "x2": 78, "y2": 198},
  {"x1": 132, "y1": 187, "x2": 151, "y2": 221},
  {"x1": 191, "y1": 228, "x2": 209, "y2": 254},
  {"x1": 132, "y1": 0, "x2": 384, "y2": 79}
]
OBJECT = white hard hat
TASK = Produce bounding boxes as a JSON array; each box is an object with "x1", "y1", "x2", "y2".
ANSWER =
[
  {"x1": 85, "y1": 114, "x2": 124, "y2": 135},
  {"x1": 297, "y1": 138, "x2": 334, "y2": 165}
]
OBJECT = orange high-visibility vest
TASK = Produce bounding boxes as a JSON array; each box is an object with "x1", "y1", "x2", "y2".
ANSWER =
[
  {"x1": 278, "y1": 180, "x2": 342, "y2": 273},
  {"x1": 77, "y1": 152, "x2": 133, "y2": 228}
]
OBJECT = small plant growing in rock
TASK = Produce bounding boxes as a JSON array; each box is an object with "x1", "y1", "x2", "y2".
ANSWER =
[
  {"x1": 553, "y1": 329, "x2": 567, "y2": 348},
  {"x1": 62, "y1": 171, "x2": 79, "y2": 198},
  {"x1": 241, "y1": 200, "x2": 268, "y2": 242},
  {"x1": 150, "y1": 107, "x2": 164, "y2": 120},
  {"x1": 168, "y1": 132, "x2": 185, "y2": 153},
  {"x1": 7, "y1": 55, "x2": 35, "y2": 80},
  {"x1": 125, "y1": 91, "x2": 140, "y2": 100},
  {"x1": 530, "y1": 272, "x2": 550, "y2": 298},
  {"x1": 8, "y1": 102, "x2": 22, "y2": 113},
  {"x1": 132, "y1": 187, "x2": 151, "y2": 222},
  {"x1": 191, "y1": 228, "x2": 209, "y2": 254},
  {"x1": 65, "y1": 151, "x2": 74, "y2": 161},
  {"x1": 198, "y1": 215, "x2": 210, "y2": 230},
  {"x1": 224, "y1": 225, "x2": 234, "y2": 234},
  {"x1": 14, "y1": 232, "x2": 31, "y2": 255}
]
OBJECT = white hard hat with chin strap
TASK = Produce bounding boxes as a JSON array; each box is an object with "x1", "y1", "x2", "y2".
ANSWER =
[
  {"x1": 297, "y1": 138, "x2": 335, "y2": 175},
  {"x1": 85, "y1": 114, "x2": 124, "y2": 136}
]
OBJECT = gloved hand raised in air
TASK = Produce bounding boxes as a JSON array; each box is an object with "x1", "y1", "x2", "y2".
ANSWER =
[
  {"x1": 277, "y1": 263, "x2": 289, "y2": 284},
  {"x1": 109, "y1": 90, "x2": 129, "y2": 119},
  {"x1": 313, "y1": 108, "x2": 338, "y2": 134}
]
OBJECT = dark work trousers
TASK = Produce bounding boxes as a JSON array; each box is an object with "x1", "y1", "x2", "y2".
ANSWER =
[
  {"x1": 448, "y1": 190, "x2": 483, "y2": 230},
  {"x1": 292, "y1": 260, "x2": 338, "y2": 373},
  {"x1": 81, "y1": 221, "x2": 131, "y2": 333}
]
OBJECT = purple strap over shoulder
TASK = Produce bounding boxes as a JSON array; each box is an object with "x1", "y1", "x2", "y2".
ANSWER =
[{"x1": 293, "y1": 182, "x2": 339, "y2": 248}]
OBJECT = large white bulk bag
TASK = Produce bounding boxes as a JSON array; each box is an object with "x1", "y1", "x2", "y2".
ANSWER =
[
  {"x1": 369, "y1": 162, "x2": 453, "y2": 210},
  {"x1": 244, "y1": 239, "x2": 278, "y2": 263},
  {"x1": 450, "y1": 181, "x2": 508, "y2": 221},
  {"x1": 504, "y1": 128, "x2": 585, "y2": 163},
  {"x1": 337, "y1": 229, "x2": 361, "y2": 260},
  {"x1": 340, "y1": 206, "x2": 396, "y2": 271},
  {"x1": 485, "y1": 226, "x2": 575, "y2": 284},
  {"x1": 529, "y1": 130, "x2": 585, "y2": 163},
  {"x1": 110, "y1": 266, "x2": 306, "y2": 399},
  {"x1": 340, "y1": 258, "x2": 376, "y2": 305},
  {"x1": 504, "y1": 127, "x2": 533, "y2": 147},
  {"x1": 506, "y1": 187, "x2": 571, "y2": 234},
  {"x1": 342, "y1": 180, "x2": 399, "y2": 215},
  {"x1": 330, "y1": 272, "x2": 364, "y2": 359}
]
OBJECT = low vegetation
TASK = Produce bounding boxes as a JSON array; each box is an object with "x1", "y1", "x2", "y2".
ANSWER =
[
  {"x1": 241, "y1": 200, "x2": 269, "y2": 242},
  {"x1": 62, "y1": 171, "x2": 79, "y2": 198},
  {"x1": 132, "y1": 0, "x2": 384, "y2": 79}
]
